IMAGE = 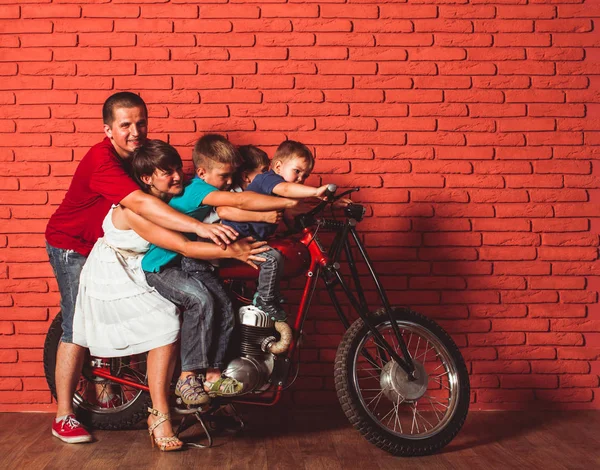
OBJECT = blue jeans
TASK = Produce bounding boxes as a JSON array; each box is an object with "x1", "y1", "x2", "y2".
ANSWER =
[
  {"x1": 145, "y1": 262, "x2": 234, "y2": 372},
  {"x1": 46, "y1": 242, "x2": 87, "y2": 343},
  {"x1": 256, "y1": 248, "x2": 284, "y2": 302}
]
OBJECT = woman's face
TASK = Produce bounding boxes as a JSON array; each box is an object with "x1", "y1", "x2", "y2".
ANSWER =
[{"x1": 142, "y1": 167, "x2": 183, "y2": 199}]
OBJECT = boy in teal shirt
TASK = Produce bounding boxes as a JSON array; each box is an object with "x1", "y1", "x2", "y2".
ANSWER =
[{"x1": 143, "y1": 134, "x2": 298, "y2": 405}]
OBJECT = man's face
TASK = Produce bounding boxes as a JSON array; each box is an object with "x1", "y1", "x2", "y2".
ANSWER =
[
  {"x1": 197, "y1": 162, "x2": 236, "y2": 191},
  {"x1": 103, "y1": 106, "x2": 148, "y2": 158},
  {"x1": 274, "y1": 156, "x2": 311, "y2": 184}
]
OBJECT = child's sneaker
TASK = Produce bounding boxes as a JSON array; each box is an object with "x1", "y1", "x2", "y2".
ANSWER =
[
  {"x1": 175, "y1": 374, "x2": 210, "y2": 406},
  {"x1": 52, "y1": 414, "x2": 93, "y2": 444},
  {"x1": 255, "y1": 297, "x2": 287, "y2": 322}
]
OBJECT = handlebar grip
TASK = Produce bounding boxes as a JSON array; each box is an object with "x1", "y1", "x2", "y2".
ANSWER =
[{"x1": 324, "y1": 183, "x2": 337, "y2": 200}]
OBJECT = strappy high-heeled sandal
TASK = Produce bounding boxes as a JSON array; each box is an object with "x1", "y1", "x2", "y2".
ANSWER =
[{"x1": 147, "y1": 408, "x2": 183, "y2": 452}]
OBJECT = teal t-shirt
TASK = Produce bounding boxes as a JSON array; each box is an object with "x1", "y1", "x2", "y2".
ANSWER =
[{"x1": 142, "y1": 177, "x2": 217, "y2": 273}]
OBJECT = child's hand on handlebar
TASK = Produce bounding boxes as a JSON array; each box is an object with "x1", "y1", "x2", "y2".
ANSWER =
[
  {"x1": 195, "y1": 222, "x2": 238, "y2": 249},
  {"x1": 228, "y1": 236, "x2": 269, "y2": 269},
  {"x1": 315, "y1": 184, "x2": 331, "y2": 198}
]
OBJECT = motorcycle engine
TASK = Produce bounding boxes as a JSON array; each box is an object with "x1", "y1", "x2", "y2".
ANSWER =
[{"x1": 222, "y1": 305, "x2": 277, "y2": 394}]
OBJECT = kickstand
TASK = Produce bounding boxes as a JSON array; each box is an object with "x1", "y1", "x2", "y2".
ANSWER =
[{"x1": 175, "y1": 411, "x2": 214, "y2": 449}]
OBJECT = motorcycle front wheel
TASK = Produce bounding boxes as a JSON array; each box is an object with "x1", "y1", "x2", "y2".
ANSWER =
[
  {"x1": 335, "y1": 307, "x2": 470, "y2": 456},
  {"x1": 43, "y1": 313, "x2": 151, "y2": 430}
]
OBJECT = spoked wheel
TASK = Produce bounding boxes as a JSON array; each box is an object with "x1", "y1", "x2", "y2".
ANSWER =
[
  {"x1": 335, "y1": 307, "x2": 470, "y2": 456},
  {"x1": 44, "y1": 312, "x2": 151, "y2": 430}
]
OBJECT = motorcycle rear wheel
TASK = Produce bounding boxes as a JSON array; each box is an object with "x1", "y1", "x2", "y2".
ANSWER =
[
  {"x1": 43, "y1": 312, "x2": 151, "y2": 430},
  {"x1": 335, "y1": 307, "x2": 470, "y2": 456}
]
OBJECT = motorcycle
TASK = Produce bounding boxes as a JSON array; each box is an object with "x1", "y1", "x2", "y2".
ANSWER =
[{"x1": 43, "y1": 185, "x2": 470, "y2": 456}]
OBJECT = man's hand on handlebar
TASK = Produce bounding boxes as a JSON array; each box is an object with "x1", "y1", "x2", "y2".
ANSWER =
[
  {"x1": 227, "y1": 236, "x2": 269, "y2": 269},
  {"x1": 195, "y1": 222, "x2": 238, "y2": 249}
]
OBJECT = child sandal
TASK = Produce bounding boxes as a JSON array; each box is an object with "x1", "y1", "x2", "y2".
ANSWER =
[
  {"x1": 175, "y1": 375, "x2": 211, "y2": 405},
  {"x1": 204, "y1": 376, "x2": 244, "y2": 397},
  {"x1": 147, "y1": 408, "x2": 183, "y2": 452}
]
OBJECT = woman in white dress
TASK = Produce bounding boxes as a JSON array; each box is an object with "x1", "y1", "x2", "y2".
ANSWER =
[{"x1": 73, "y1": 140, "x2": 269, "y2": 451}]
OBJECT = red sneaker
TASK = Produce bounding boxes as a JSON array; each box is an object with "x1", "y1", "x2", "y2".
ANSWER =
[{"x1": 52, "y1": 414, "x2": 92, "y2": 444}]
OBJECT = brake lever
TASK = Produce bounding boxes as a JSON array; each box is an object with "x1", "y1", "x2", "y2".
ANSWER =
[{"x1": 334, "y1": 187, "x2": 360, "y2": 201}]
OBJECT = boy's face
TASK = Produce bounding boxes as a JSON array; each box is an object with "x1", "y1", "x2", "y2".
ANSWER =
[
  {"x1": 274, "y1": 156, "x2": 311, "y2": 184},
  {"x1": 243, "y1": 164, "x2": 269, "y2": 188},
  {"x1": 197, "y1": 162, "x2": 236, "y2": 191},
  {"x1": 104, "y1": 106, "x2": 148, "y2": 159}
]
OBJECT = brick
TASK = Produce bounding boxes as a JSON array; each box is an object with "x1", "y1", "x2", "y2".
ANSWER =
[
  {"x1": 532, "y1": 360, "x2": 589, "y2": 375},
  {"x1": 379, "y1": 62, "x2": 437, "y2": 76},
  {"x1": 434, "y1": 203, "x2": 494, "y2": 218},
  {"x1": 478, "y1": 389, "x2": 535, "y2": 403},
  {"x1": 470, "y1": 333, "x2": 526, "y2": 347},
  {"x1": 553, "y1": 262, "x2": 600, "y2": 276},
  {"x1": 433, "y1": 261, "x2": 492, "y2": 275},
  {"x1": 500, "y1": 375, "x2": 558, "y2": 389},
  {"x1": 412, "y1": 161, "x2": 472, "y2": 175},
  {"x1": 439, "y1": 62, "x2": 496, "y2": 76},
  {"x1": 289, "y1": 47, "x2": 347, "y2": 61},
  {"x1": 410, "y1": 132, "x2": 465, "y2": 146},
  {"x1": 292, "y1": 19, "x2": 352, "y2": 33},
  {"x1": 317, "y1": 117, "x2": 377, "y2": 131},
  {"x1": 470, "y1": 305, "x2": 527, "y2": 318},
  {"x1": 289, "y1": 103, "x2": 348, "y2": 117},
  {"x1": 175, "y1": 19, "x2": 232, "y2": 33},
  {"x1": 412, "y1": 103, "x2": 470, "y2": 118},
  {"x1": 558, "y1": 347, "x2": 600, "y2": 361},
  {"x1": 495, "y1": 33, "x2": 551, "y2": 47},
  {"x1": 354, "y1": 76, "x2": 412, "y2": 90},
  {"x1": 142, "y1": 5, "x2": 197, "y2": 19},
  {"x1": 532, "y1": 219, "x2": 589, "y2": 232},
  {"x1": 296, "y1": 76, "x2": 353, "y2": 89},
  {"x1": 560, "y1": 375, "x2": 599, "y2": 389},
  {"x1": 0, "y1": 20, "x2": 53, "y2": 33},
  {"x1": 475, "y1": 20, "x2": 534, "y2": 33},
  {"x1": 264, "y1": 90, "x2": 323, "y2": 104},
  {"x1": 54, "y1": 18, "x2": 113, "y2": 33},
  {"x1": 419, "y1": 247, "x2": 479, "y2": 261},
  {"x1": 535, "y1": 76, "x2": 589, "y2": 90},
  {"x1": 497, "y1": 346, "x2": 556, "y2": 360},
  {"x1": 82, "y1": 5, "x2": 139, "y2": 18},
  {"x1": 561, "y1": 291, "x2": 597, "y2": 304}
]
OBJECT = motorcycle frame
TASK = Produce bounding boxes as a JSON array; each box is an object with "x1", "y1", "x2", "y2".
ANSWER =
[{"x1": 90, "y1": 212, "x2": 415, "y2": 405}]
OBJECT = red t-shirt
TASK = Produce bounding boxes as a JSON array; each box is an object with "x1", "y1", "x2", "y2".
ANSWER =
[{"x1": 45, "y1": 137, "x2": 140, "y2": 256}]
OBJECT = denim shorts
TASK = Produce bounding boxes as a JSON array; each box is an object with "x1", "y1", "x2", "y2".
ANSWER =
[{"x1": 46, "y1": 242, "x2": 87, "y2": 343}]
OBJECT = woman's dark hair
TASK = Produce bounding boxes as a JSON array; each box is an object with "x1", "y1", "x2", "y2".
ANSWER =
[{"x1": 128, "y1": 140, "x2": 182, "y2": 193}]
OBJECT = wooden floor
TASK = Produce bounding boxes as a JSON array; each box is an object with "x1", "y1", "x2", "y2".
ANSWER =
[{"x1": 3, "y1": 408, "x2": 599, "y2": 469}]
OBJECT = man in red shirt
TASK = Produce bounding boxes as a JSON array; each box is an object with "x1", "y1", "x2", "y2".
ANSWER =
[{"x1": 45, "y1": 92, "x2": 237, "y2": 443}]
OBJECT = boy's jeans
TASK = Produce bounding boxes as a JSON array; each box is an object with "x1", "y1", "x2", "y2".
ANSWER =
[
  {"x1": 46, "y1": 242, "x2": 87, "y2": 343},
  {"x1": 145, "y1": 262, "x2": 233, "y2": 372},
  {"x1": 255, "y1": 248, "x2": 284, "y2": 303}
]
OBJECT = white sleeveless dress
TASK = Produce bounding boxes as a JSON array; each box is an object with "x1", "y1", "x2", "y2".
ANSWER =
[{"x1": 72, "y1": 206, "x2": 180, "y2": 357}]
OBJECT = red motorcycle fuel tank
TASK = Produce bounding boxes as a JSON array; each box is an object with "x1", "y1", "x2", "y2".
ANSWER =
[{"x1": 218, "y1": 238, "x2": 311, "y2": 281}]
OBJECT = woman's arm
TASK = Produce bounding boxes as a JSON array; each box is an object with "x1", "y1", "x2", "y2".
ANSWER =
[
  {"x1": 123, "y1": 208, "x2": 268, "y2": 267},
  {"x1": 217, "y1": 206, "x2": 283, "y2": 224},
  {"x1": 120, "y1": 190, "x2": 237, "y2": 248}
]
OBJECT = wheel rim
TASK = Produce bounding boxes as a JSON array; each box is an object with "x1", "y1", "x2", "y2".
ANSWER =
[
  {"x1": 73, "y1": 353, "x2": 148, "y2": 415},
  {"x1": 352, "y1": 319, "x2": 461, "y2": 440}
]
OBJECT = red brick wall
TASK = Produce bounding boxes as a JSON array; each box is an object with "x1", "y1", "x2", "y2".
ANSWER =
[{"x1": 1, "y1": 0, "x2": 599, "y2": 412}]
